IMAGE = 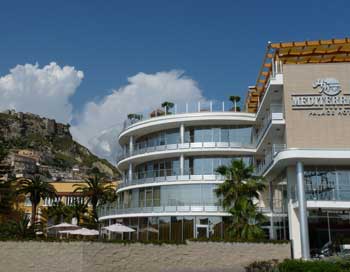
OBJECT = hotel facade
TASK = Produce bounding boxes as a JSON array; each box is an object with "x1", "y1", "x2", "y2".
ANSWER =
[{"x1": 98, "y1": 38, "x2": 350, "y2": 259}]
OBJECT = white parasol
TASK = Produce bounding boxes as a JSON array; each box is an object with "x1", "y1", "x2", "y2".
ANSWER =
[
  {"x1": 68, "y1": 228, "x2": 99, "y2": 236},
  {"x1": 47, "y1": 222, "x2": 80, "y2": 230}
]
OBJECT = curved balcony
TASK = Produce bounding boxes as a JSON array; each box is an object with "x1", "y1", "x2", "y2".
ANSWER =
[
  {"x1": 117, "y1": 141, "x2": 255, "y2": 165},
  {"x1": 123, "y1": 101, "x2": 249, "y2": 129},
  {"x1": 98, "y1": 204, "x2": 225, "y2": 220},
  {"x1": 119, "y1": 104, "x2": 256, "y2": 143},
  {"x1": 119, "y1": 168, "x2": 225, "y2": 190}
]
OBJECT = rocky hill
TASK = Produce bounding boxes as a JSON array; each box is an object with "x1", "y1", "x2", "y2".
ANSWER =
[{"x1": 0, "y1": 110, "x2": 118, "y2": 179}]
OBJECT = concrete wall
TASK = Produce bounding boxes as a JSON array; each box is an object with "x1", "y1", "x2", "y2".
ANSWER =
[{"x1": 0, "y1": 241, "x2": 291, "y2": 272}]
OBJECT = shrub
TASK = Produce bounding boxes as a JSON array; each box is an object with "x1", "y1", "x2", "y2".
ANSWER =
[
  {"x1": 278, "y1": 259, "x2": 345, "y2": 272},
  {"x1": 189, "y1": 237, "x2": 289, "y2": 244},
  {"x1": 245, "y1": 259, "x2": 350, "y2": 272},
  {"x1": 245, "y1": 260, "x2": 278, "y2": 272}
]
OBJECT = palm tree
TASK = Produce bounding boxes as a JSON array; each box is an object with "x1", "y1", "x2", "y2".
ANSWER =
[
  {"x1": 16, "y1": 175, "x2": 57, "y2": 226},
  {"x1": 74, "y1": 174, "x2": 116, "y2": 222},
  {"x1": 161, "y1": 101, "x2": 174, "y2": 114},
  {"x1": 229, "y1": 96, "x2": 241, "y2": 112},
  {"x1": 215, "y1": 159, "x2": 266, "y2": 240}
]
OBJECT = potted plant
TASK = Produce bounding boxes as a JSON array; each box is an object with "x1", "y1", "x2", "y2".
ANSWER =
[
  {"x1": 150, "y1": 109, "x2": 165, "y2": 118},
  {"x1": 127, "y1": 113, "x2": 143, "y2": 121},
  {"x1": 229, "y1": 96, "x2": 241, "y2": 112}
]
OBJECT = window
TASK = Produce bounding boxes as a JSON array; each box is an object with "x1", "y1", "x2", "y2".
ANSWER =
[
  {"x1": 145, "y1": 189, "x2": 153, "y2": 207},
  {"x1": 159, "y1": 217, "x2": 171, "y2": 240},
  {"x1": 24, "y1": 196, "x2": 32, "y2": 206},
  {"x1": 305, "y1": 166, "x2": 350, "y2": 201},
  {"x1": 139, "y1": 189, "x2": 145, "y2": 207}
]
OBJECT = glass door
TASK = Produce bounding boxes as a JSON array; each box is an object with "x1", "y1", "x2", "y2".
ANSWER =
[{"x1": 196, "y1": 224, "x2": 209, "y2": 238}]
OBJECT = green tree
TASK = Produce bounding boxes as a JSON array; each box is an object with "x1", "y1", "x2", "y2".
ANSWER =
[
  {"x1": 215, "y1": 159, "x2": 266, "y2": 240},
  {"x1": 0, "y1": 144, "x2": 8, "y2": 161},
  {"x1": 16, "y1": 175, "x2": 57, "y2": 226},
  {"x1": 229, "y1": 96, "x2": 241, "y2": 112},
  {"x1": 8, "y1": 213, "x2": 36, "y2": 239},
  {"x1": 74, "y1": 174, "x2": 116, "y2": 222},
  {"x1": 0, "y1": 180, "x2": 15, "y2": 222},
  {"x1": 45, "y1": 201, "x2": 71, "y2": 225},
  {"x1": 127, "y1": 113, "x2": 143, "y2": 121}
]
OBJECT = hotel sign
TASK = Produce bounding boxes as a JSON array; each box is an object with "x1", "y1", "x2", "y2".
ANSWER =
[{"x1": 291, "y1": 78, "x2": 350, "y2": 116}]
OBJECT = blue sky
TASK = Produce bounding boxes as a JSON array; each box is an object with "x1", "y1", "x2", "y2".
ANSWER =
[
  {"x1": 1, "y1": 0, "x2": 349, "y2": 110},
  {"x1": 0, "y1": 0, "x2": 349, "y2": 161}
]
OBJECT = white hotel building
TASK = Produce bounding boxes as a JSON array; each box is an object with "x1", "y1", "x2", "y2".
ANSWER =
[{"x1": 99, "y1": 38, "x2": 350, "y2": 259}]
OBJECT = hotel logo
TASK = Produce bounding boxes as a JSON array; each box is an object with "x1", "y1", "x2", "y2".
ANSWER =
[
  {"x1": 312, "y1": 78, "x2": 342, "y2": 96},
  {"x1": 291, "y1": 78, "x2": 350, "y2": 116}
]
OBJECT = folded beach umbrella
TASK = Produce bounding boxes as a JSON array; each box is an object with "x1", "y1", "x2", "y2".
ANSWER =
[{"x1": 102, "y1": 223, "x2": 135, "y2": 233}]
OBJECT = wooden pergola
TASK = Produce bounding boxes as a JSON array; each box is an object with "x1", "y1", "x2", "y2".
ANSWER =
[{"x1": 245, "y1": 38, "x2": 350, "y2": 113}]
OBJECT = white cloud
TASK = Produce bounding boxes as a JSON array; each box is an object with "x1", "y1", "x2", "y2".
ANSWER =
[
  {"x1": 70, "y1": 70, "x2": 205, "y2": 162},
  {"x1": 0, "y1": 63, "x2": 206, "y2": 163},
  {"x1": 0, "y1": 62, "x2": 83, "y2": 123}
]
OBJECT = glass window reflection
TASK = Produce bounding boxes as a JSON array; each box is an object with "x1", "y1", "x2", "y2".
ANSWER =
[{"x1": 305, "y1": 166, "x2": 350, "y2": 201}]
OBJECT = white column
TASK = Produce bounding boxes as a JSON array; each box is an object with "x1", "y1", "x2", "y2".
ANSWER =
[
  {"x1": 180, "y1": 154, "x2": 184, "y2": 176},
  {"x1": 108, "y1": 219, "x2": 112, "y2": 240},
  {"x1": 289, "y1": 204, "x2": 302, "y2": 259},
  {"x1": 128, "y1": 162, "x2": 133, "y2": 183},
  {"x1": 271, "y1": 57, "x2": 275, "y2": 77},
  {"x1": 269, "y1": 181, "x2": 276, "y2": 240},
  {"x1": 180, "y1": 123, "x2": 185, "y2": 144},
  {"x1": 287, "y1": 166, "x2": 301, "y2": 259},
  {"x1": 296, "y1": 161, "x2": 310, "y2": 260},
  {"x1": 129, "y1": 135, "x2": 134, "y2": 156}
]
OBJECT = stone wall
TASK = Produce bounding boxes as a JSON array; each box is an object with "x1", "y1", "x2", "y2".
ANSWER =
[{"x1": 0, "y1": 241, "x2": 291, "y2": 272}]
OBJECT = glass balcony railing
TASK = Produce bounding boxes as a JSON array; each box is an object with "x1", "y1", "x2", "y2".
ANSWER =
[
  {"x1": 97, "y1": 204, "x2": 224, "y2": 218},
  {"x1": 120, "y1": 168, "x2": 225, "y2": 189},
  {"x1": 123, "y1": 101, "x2": 249, "y2": 129},
  {"x1": 255, "y1": 144, "x2": 287, "y2": 176},
  {"x1": 117, "y1": 141, "x2": 255, "y2": 162},
  {"x1": 253, "y1": 104, "x2": 284, "y2": 145}
]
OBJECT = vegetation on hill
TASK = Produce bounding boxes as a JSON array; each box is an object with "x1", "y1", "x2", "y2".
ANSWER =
[{"x1": 0, "y1": 111, "x2": 118, "y2": 177}]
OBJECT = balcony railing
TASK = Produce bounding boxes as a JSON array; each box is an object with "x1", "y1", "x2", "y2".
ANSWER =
[
  {"x1": 120, "y1": 169, "x2": 225, "y2": 189},
  {"x1": 117, "y1": 141, "x2": 255, "y2": 162},
  {"x1": 123, "y1": 101, "x2": 249, "y2": 129},
  {"x1": 255, "y1": 144, "x2": 287, "y2": 176},
  {"x1": 98, "y1": 204, "x2": 225, "y2": 218}
]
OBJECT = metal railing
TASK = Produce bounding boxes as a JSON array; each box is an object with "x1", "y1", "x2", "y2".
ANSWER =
[
  {"x1": 98, "y1": 204, "x2": 224, "y2": 218},
  {"x1": 123, "y1": 101, "x2": 248, "y2": 129},
  {"x1": 117, "y1": 141, "x2": 255, "y2": 162}
]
